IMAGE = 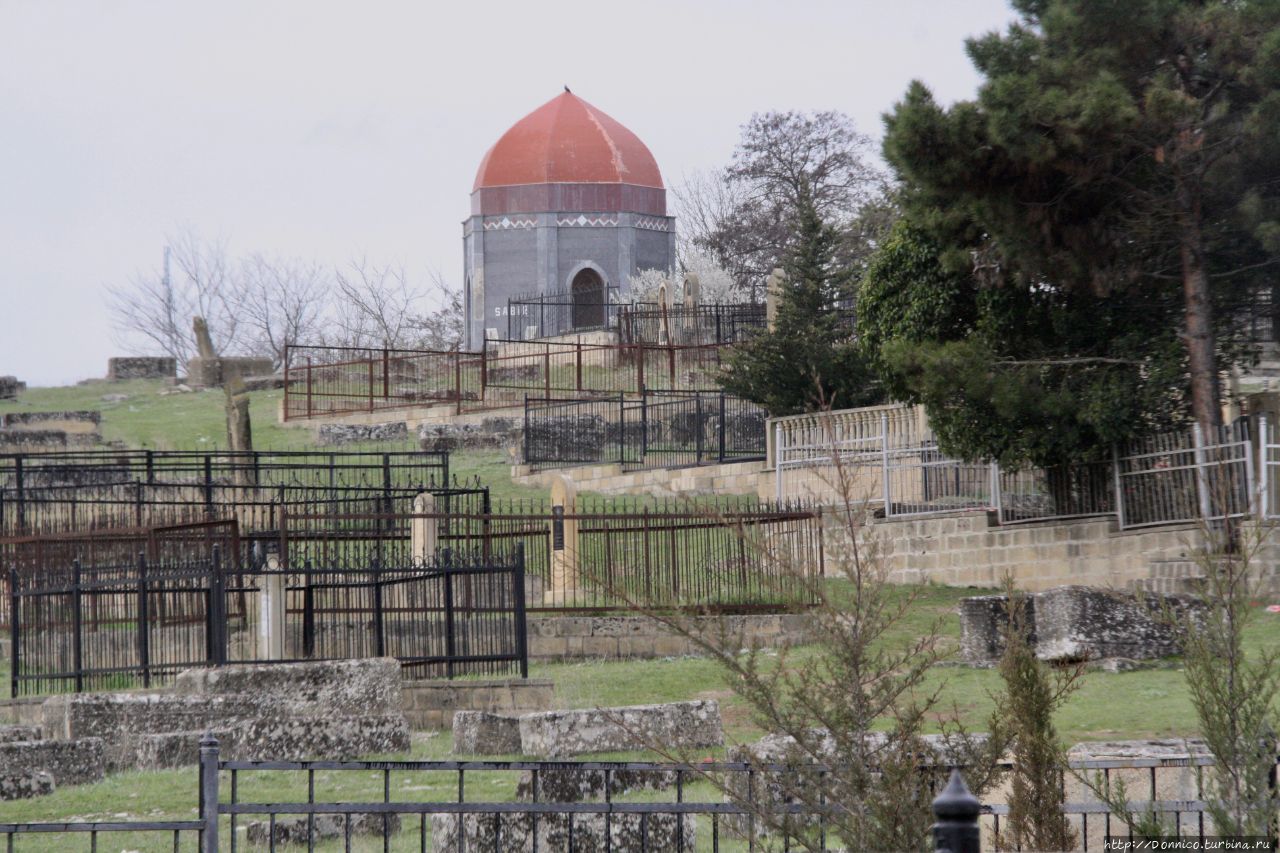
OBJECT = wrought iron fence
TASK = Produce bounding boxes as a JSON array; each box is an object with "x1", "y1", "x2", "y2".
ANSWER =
[
  {"x1": 618, "y1": 302, "x2": 767, "y2": 346},
  {"x1": 283, "y1": 340, "x2": 730, "y2": 419},
  {"x1": 522, "y1": 391, "x2": 767, "y2": 472},
  {"x1": 774, "y1": 407, "x2": 1258, "y2": 530},
  {"x1": 0, "y1": 448, "x2": 449, "y2": 493},
  {"x1": 281, "y1": 495, "x2": 821, "y2": 613},
  {"x1": 1, "y1": 738, "x2": 1266, "y2": 851},
  {"x1": 8, "y1": 535, "x2": 527, "y2": 696},
  {"x1": 505, "y1": 284, "x2": 624, "y2": 339}
]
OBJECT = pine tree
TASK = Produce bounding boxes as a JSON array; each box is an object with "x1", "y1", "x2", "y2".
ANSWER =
[{"x1": 719, "y1": 185, "x2": 881, "y2": 415}]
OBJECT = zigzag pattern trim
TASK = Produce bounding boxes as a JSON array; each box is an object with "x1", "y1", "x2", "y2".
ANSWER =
[
  {"x1": 483, "y1": 216, "x2": 538, "y2": 231},
  {"x1": 633, "y1": 216, "x2": 671, "y2": 232},
  {"x1": 556, "y1": 214, "x2": 619, "y2": 228}
]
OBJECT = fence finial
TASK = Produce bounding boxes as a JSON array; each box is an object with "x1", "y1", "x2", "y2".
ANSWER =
[{"x1": 931, "y1": 768, "x2": 981, "y2": 853}]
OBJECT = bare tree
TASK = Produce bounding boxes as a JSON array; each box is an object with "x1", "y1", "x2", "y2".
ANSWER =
[
  {"x1": 329, "y1": 260, "x2": 463, "y2": 351},
  {"x1": 237, "y1": 253, "x2": 330, "y2": 368},
  {"x1": 675, "y1": 111, "x2": 892, "y2": 301},
  {"x1": 106, "y1": 229, "x2": 241, "y2": 364}
]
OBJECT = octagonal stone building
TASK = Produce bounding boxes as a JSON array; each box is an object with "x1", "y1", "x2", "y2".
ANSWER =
[{"x1": 462, "y1": 90, "x2": 676, "y2": 349}]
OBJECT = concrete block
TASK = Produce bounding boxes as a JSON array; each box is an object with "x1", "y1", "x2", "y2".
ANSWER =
[
  {"x1": 451, "y1": 711, "x2": 522, "y2": 755},
  {"x1": 517, "y1": 701, "x2": 723, "y2": 758}
]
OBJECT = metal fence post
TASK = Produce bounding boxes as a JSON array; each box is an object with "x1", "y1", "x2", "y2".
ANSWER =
[
  {"x1": 881, "y1": 412, "x2": 892, "y2": 517},
  {"x1": 443, "y1": 549, "x2": 456, "y2": 680},
  {"x1": 695, "y1": 394, "x2": 703, "y2": 465},
  {"x1": 282, "y1": 344, "x2": 291, "y2": 421},
  {"x1": 72, "y1": 559, "x2": 83, "y2": 692},
  {"x1": 513, "y1": 543, "x2": 529, "y2": 679},
  {"x1": 931, "y1": 769, "x2": 980, "y2": 853},
  {"x1": 137, "y1": 551, "x2": 150, "y2": 688},
  {"x1": 1261, "y1": 414, "x2": 1270, "y2": 520},
  {"x1": 775, "y1": 422, "x2": 784, "y2": 502},
  {"x1": 208, "y1": 546, "x2": 227, "y2": 667},
  {"x1": 991, "y1": 461, "x2": 1002, "y2": 523},
  {"x1": 372, "y1": 555, "x2": 385, "y2": 659},
  {"x1": 1192, "y1": 423, "x2": 1213, "y2": 522},
  {"x1": 199, "y1": 734, "x2": 220, "y2": 853},
  {"x1": 1113, "y1": 445, "x2": 1126, "y2": 529},
  {"x1": 718, "y1": 393, "x2": 727, "y2": 463},
  {"x1": 10, "y1": 568, "x2": 19, "y2": 698}
]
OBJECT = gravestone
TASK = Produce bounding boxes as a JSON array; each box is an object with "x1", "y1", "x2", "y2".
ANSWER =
[{"x1": 547, "y1": 474, "x2": 579, "y2": 605}]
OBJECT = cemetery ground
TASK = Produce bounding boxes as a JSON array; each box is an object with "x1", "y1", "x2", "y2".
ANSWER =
[{"x1": 5, "y1": 379, "x2": 1280, "y2": 847}]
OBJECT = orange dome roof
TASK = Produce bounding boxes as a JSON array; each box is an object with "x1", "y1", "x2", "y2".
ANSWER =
[{"x1": 473, "y1": 91, "x2": 664, "y2": 191}]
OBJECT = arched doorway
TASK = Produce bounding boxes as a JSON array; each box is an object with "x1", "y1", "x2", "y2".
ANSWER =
[{"x1": 570, "y1": 268, "x2": 606, "y2": 329}]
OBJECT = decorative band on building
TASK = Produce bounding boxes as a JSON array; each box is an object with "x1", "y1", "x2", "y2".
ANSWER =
[
  {"x1": 556, "y1": 214, "x2": 619, "y2": 228},
  {"x1": 633, "y1": 216, "x2": 672, "y2": 232},
  {"x1": 482, "y1": 216, "x2": 538, "y2": 231}
]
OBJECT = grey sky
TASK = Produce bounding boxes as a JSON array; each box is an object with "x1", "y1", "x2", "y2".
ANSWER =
[{"x1": 0, "y1": 0, "x2": 1017, "y2": 386}]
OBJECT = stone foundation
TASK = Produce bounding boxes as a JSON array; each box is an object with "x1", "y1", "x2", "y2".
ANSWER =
[
  {"x1": 400, "y1": 678, "x2": 554, "y2": 731},
  {"x1": 528, "y1": 613, "x2": 810, "y2": 661},
  {"x1": 451, "y1": 711, "x2": 523, "y2": 755},
  {"x1": 517, "y1": 700, "x2": 723, "y2": 758},
  {"x1": 173, "y1": 657, "x2": 403, "y2": 715}
]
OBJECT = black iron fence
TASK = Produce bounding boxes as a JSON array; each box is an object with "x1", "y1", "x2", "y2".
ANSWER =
[
  {"x1": 618, "y1": 301, "x2": 766, "y2": 346},
  {"x1": 523, "y1": 391, "x2": 768, "y2": 472},
  {"x1": 281, "y1": 495, "x2": 821, "y2": 613},
  {"x1": 0, "y1": 448, "x2": 449, "y2": 491},
  {"x1": 505, "y1": 284, "x2": 625, "y2": 339},
  {"x1": 8, "y1": 539, "x2": 528, "y2": 696}
]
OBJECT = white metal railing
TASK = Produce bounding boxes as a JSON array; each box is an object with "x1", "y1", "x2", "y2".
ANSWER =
[{"x1": 774, "y1": 406, "x2": 1261, "y2": 528}]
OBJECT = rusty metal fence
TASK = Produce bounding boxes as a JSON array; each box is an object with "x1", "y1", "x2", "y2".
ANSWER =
[
  {"x1": 282, "y1": 340, "x2": 729, "y2": 420},
  {"x1": 280, "y1": 496, "x2": 821, "y2": 613}
]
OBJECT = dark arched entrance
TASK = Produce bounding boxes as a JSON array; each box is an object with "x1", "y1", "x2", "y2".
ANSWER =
[{"x1": 570, "y1": 268, "x2": 606, "y2": 329}]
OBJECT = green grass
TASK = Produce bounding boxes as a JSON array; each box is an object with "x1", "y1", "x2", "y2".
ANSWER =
[{"x1": 10, "y1": 379, "x2": 1280, "y2": 846}]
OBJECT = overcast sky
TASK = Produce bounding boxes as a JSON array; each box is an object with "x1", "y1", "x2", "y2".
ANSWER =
[{"x1": 0, "y1": 0, "x2": 1017, "y2": 386}]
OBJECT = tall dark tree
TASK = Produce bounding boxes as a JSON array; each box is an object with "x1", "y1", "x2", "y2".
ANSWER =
[
  {"x1": 857, "y1": 222, "x2": 1191, "y2": 467},
  {"x1": 720, "y1": 186, "x2": 881, "y2": 415},
  {"x1": 882, "y1": 0, "x2": 1280, "y2": 432}
]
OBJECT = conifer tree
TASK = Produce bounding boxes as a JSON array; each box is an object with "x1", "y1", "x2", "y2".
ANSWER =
[{"x1": 719, "y1": 185, "x2": 881, "y2": 415}]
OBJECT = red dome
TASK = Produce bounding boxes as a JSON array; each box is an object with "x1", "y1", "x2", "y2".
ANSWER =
[{"x1": 473, "y1": 92, "x2": 664, "y2": 191}]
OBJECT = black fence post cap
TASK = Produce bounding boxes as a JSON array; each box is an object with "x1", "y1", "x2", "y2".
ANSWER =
[
  {"x1": 199, "y1": 733, "x2": 219, "y2": 750},
  {"x1": 933, "y1": 768, "x2": 979, "y2": 820}
]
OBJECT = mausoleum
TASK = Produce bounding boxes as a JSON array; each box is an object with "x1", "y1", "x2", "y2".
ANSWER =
[{"x1": 462, "y1": 89, "x2": 676, "y2": 348}]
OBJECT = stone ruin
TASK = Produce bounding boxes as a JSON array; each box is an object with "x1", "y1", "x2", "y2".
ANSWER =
[
  {"x1": 452, "y1": 700, "x2": 724, "y2": 759},
  {"x1": 0, "y1": 410, "x2": 102, "y2": 451},
  {"x1": 185, "y1": 316, "x2": 277, "y2": 389},
  {"x1": 959, "y1": 585, "x2": 1208, "y2": 665},
  {"x1": 106, "y1": 356, "x2": 177, "y2": 381},
  {"x1": 2, "y1": 658, "x2": 411, "y2": 801},
  {"x1": 440, "y1": 701, "x2": 720, "y2": 850},
  {"x1": 0, "y1": 375, "x2": 24, "y2": 400}
]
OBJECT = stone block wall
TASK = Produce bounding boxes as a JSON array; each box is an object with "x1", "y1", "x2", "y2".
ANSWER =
[
  {"x1": 107, "y1": 357, "x2": 176, "y2": 380},
  {"x1": 840, "y1": 510, "x2": 1233, "y2": 592},
  {"x1": 400, "y1": 678, "x2": 554, "y2": 730}
]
